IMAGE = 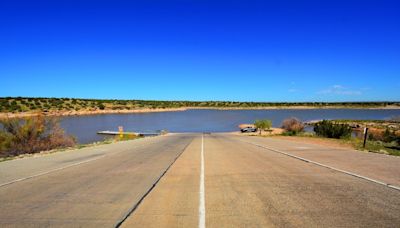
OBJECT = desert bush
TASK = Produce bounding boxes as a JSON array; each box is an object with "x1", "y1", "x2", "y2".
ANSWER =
[
  {"x1": 382, "y1": 128, "x2": 400, "y2": 144},
  {"x1": 314, "y1": 120, "x2": 352, "y2": 139},
  {"x1": 390, "y1": 116, "x2": 400, "y2": 122},
  {"x1": 98, "y1": 103, "x2": 105, "y2": 110},
  {"x1": 366, "y1": 128, "x2": 397, "y2": 142},
  {"x1": 281, "y1": 117, "x2": 304, "y2": 135},
  {"x1": 0, "y1": 131, "x2": 13, "y2": 152},
  {"x1": 281, "y1": 131, "x2": 297, "y2": 136},
  {"x1": 0, "y1": 115, "x2": 76, "y2": 157},
  {"x1": 368, "y1": 130, "x2": 385, "y2": 141}
]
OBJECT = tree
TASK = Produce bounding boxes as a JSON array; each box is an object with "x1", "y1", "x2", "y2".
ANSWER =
[
  {"x1": 254, "y1": 119, "x2": 272, "y2": 135},
  {"x1": 98, "y1": 103, "x2": 105, "y2": 110}
]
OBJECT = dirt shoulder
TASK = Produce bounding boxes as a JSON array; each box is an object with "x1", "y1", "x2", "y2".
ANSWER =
[
  {"x1": 267, "y1": 135, "x2": 355, "y2": 150},
  {"x1": 230, "y1": 131, "x2": 355, "y2": 150}
]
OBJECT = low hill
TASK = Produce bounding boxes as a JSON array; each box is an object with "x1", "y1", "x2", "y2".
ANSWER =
[{"x1": 0, "y1": 97, "x2": 399, "y2": 117}]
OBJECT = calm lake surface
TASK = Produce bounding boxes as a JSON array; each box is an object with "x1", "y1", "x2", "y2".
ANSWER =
[{"x1": 60, "y1": 109, "x2": 400, "y2": 144}]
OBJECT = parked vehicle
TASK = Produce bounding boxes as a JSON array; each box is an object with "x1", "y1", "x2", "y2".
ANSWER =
[{"x1": 241, "y1": 127, "x2": 258, "y2": 133}]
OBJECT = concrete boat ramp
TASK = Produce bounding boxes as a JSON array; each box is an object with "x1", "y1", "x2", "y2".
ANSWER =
[{"x1": 97, "y1": 130, "x2": 160, "y2": 137}]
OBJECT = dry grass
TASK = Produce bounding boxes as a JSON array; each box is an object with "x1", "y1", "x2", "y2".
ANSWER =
[{"x1": 271, "y1": 135, "x2": 355, "y2": 150}]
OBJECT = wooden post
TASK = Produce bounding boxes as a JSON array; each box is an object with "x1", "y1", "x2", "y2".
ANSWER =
[
  {"x1": 363, "y1": 127, "x2": 369, "y2": 148},
  {"x1": 118, "y1": 126, "x2": 123, "y2": 139}
]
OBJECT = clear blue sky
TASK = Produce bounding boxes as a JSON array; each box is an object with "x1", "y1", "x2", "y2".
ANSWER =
[{"x1": 1, "y1": 0, "x2": 399, "y2": 102}]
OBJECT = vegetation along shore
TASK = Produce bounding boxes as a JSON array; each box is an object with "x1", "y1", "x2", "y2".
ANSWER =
[
  {"x1": 0, "y1": 114, "x2": 143, "y2": 160},
  {"x1": 1, "y1": 97, "x2": 399, "y2": 118},
  {"x1": 245, "y1": 117, "x2": 400, "y2": 156}
]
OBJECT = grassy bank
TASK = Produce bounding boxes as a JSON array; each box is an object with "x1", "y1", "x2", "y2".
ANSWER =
[
  {"x1": 1, "y1": 97, "x2": 399, "y2": 118},
  {"x1": 275, "y1": 133, "x2": 400, "y2": 156}
]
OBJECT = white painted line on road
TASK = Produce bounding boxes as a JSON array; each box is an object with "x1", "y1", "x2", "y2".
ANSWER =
[
  {"x1": 199, "y1": 134, "x2": 206, "y2": 228},
  {"x1": 0, "y1": 155, "x2": 106, "y2": 188},
  {"x1": 239, "y1": 139, "x2": 400, "y2": 192}
]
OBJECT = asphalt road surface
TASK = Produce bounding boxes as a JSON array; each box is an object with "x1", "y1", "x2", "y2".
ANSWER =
[{"x1": 1, "y1": 133, "x2": 400, "y2": 227}]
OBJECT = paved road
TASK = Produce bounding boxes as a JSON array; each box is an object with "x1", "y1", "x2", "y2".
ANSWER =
[
  {"x1": 1, "y1": 133, "x2": 400, "y2": 227},
  {"x1": 124, "y1": 134, "x2": 400, "y2": 227},
  {"x1": 0, "y1": 134, "x2": 194, "y2": 227}
]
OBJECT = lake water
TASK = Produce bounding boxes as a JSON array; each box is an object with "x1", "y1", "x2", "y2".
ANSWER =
[{"x1": 59, "y1": 109, "x2": 400, "y2": 144}]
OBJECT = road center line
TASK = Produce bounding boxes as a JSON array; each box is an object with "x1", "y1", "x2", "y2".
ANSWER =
[
  {"x1": 238, "y1": 138, "x2": 400, "y2": 191},
  {"x1": 199, "y1": 134, "x2": 206, "y2": 228}
]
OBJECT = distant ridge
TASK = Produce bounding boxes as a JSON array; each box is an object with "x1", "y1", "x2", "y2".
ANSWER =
[{"x1": 0, "y1": 97, "x2": 400, "y2": 113}]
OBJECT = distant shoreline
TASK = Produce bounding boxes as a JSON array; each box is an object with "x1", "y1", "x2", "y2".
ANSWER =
[
  {"x1": 1, "y1": 97, "x2": 399, "y2": 119},
  {"x1": 1, "y1": 105, "x2": 400, "y2": 119}
]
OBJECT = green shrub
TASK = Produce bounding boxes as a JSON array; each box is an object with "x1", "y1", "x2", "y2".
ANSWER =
[
  {"x1": 0, "y1": 115, "x2": 76, "y2": 157},
  {"x1": 314, "y1": 120, "x2": 352, "y2": 139},
  {"x1": 281, "y1": 131, "x2": 297, "y2": 136},
  {"x1": 98, "y1": 103, "x2": 105, "y2": 110},
  {"x1": 382, "y1": 128, "x2": 400, "y2": 144},
  {"x1": 0, "y1": 131, "x2": 13, "y2": 152}
]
